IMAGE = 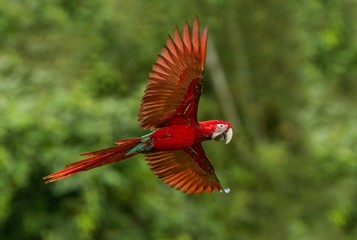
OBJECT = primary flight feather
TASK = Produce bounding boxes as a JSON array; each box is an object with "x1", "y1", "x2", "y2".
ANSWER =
[{"x1": 44, "y1": 17, "x2": 233, "y2": 194}]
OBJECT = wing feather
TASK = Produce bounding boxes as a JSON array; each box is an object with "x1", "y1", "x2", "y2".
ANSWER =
[
  {"x1": 183, "y1": 21, "x2": 192, "y2": 52},
  {"x1": 145, "y1": 144, "x2": 223, "y2": 194},
  {"x1": 139, "y1": 17, "x2": 208, "y2": 129}
]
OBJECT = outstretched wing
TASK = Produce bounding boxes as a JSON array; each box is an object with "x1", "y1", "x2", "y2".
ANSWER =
[
  {"x1": 145, "y1": 144, "x2": 223, "y2": 194},
  {"x1": 139, "y1": 17, "x2": 208, "y2": 129}
]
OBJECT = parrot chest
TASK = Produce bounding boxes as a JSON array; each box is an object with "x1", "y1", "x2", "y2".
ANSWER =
[{"x1": 151, "y1": 125, "x2": 196, "y2": 150}]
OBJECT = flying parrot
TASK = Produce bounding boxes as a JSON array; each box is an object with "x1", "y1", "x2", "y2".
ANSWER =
[{"x1": 44, "y1": 17, "x2": 233, "y2": 194}]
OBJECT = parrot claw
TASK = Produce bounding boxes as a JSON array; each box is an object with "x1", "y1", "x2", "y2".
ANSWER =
[{"x1": 220, "y1": 188, "x2": 231, "y2": 194}]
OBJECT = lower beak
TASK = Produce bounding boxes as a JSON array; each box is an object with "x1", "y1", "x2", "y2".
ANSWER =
[{"x1": 213, "y1": 128, "x2": 233, "y2": 144}]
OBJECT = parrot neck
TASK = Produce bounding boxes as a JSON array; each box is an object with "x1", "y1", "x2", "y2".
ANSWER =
[{"x1": 196, "y1": 121, "x2": 217, "y2": 142}]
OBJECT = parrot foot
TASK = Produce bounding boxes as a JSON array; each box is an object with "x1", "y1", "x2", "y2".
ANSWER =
[{"x1": 220, "y1": 188, "x2": 231, "y2": 194}]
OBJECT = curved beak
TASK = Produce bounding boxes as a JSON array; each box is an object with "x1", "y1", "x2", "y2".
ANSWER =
[
  {"x1": 224, "y1": 128, "x2": 233, "y2": 144},
  {"x1": 212, "y1": 127, "x2": 233, "y2": 144}
]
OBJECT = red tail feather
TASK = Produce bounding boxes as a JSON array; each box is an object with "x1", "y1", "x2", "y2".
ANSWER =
[{"x1": 43, "y1": 138, "x2": 142, "y2": 183}]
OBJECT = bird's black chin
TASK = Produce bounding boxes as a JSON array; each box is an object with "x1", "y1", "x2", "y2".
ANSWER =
[{"x1": 213, "y1": 132, "x2": 226, "y2": 143}]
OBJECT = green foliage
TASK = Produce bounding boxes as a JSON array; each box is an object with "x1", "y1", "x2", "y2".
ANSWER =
[{"x1": 1, "y1": 0, "x2": 356, "y2": 239}]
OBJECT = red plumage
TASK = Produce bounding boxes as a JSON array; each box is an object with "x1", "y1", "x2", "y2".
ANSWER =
[{"x1": 44, "y1": 17, "x2": 233, "y2": 194}]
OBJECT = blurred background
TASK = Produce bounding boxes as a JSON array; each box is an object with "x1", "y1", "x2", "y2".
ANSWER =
[{"x1": 1, "y1": 0, "x2": 357, "y2": 239}]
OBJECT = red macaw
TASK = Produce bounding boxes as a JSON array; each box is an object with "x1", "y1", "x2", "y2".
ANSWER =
[{"x1": 44, "y1": 17, "x2": 233, "y2": 194}]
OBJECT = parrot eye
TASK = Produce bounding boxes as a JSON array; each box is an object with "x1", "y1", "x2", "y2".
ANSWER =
[{"x1": 217, "y1": 124, "x2": 225, "y2": 129}]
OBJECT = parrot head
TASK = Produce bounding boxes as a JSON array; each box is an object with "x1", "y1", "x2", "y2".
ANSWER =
[
  {"x1": 212, "y1": 122, "x2": 233, "y2": 144},
  {"x1": 200, "y1": 120, "x2": 233, "y2": 144}
]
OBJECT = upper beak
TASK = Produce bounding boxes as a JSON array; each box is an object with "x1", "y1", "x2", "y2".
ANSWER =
[
  {"x1": 224, "y1": 128, "x2": 233, "y2": 144},
  {"x1": 212, "y1": 127, "x2": 233, "y2": 144}
]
